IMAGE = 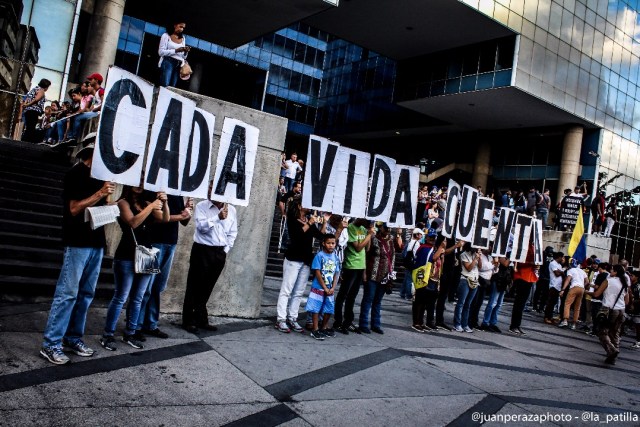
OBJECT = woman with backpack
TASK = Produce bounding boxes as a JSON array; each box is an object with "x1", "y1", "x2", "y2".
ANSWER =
[
  {"x1": 399, "y1": 228, "x2": 423, "y2": 300},
  {"x1": 410, "y1": 229, "x2": 445, "y2": 332}
]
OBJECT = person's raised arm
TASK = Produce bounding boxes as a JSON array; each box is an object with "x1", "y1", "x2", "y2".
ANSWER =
[
  {"x1": 69, "y1": 181, "x2": 114, "y2": 216},
  {"x1": 119, "y1": 198, "x2": 162, "y2": 229}
]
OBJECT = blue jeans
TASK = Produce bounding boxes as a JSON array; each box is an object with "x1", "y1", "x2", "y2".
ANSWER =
[
  {"x1": 400, "y1": 271, "x2": 412, "y2": 298},
  {"x1": 159, "y1": 57, "x2": 181, "y2": 87},
  {"x1": 536, "y1": 208, "x2": 549, "y2": 227},
  {"x1": 284, "y1": 177, "x2": 296, "y2": 192},
  {"x1": 137, "y1": 243, "x2": 176, "y2": 331},
  {"x1": 482, "y1": 281, "x2": 505, "y2": 326},
  {"x1": 104, "y1": 259, "x2": 153, "y2": 336},
  {"x1": 453, "y1": 277, "x2": 478, "y2": 328},
  {"x1": 359, "y1": 280, "x2": 386, "y2": 329},
  {"x1": 42, "y1": 247, "x2": 103, "y2": 349},
  {"x1": 71, "y1": 112, "x2": 99, "y2": 139},
  {"x1": 56, "y1": 118, "x2": 68, "y2": 141}
]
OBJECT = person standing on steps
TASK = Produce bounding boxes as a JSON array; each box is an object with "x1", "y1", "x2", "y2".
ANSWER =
[{"x1": 40, "y1": 140, "x2": 115, "y2": 365}]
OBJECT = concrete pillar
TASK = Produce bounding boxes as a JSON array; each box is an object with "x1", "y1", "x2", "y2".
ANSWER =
[
  {"x1": 79, "y1": 0, "x2": 125, "y2": 79},
  {"x1": 188, "y1": 63, "x2": 203, "y2": 93},
  {"x1": 165, "y1": 88, "x2": 286, "y2": 318},
  {"x1": 556, "y1": 126, "x2": 583, "y2": 205},
  {"x1": 471, "y1": 142, "x2": 491, "y2": 193}
]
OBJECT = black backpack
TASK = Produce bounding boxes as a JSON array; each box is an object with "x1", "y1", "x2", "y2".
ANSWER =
[{"x1": 403, "y1": 241, "x2": 418, "y2": 269}]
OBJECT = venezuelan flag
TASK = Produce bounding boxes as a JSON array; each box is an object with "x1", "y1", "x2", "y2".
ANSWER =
[{"x1": 568, "y1": 207, "x2": 587, "y2": 263}]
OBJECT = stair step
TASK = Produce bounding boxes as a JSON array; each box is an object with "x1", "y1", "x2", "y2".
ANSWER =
[
  {"x1": 0, "y1": 259, "x2": 113, "y2": 281},
  {"x1": 0, "y1": 169, "x2": 63, "y2": 187},
  {"x1": 0, "y1": 207, "x2": 62, "y2": 226},
  {"x1": 0, "y1": 244, "x2": 63, "y2": 263},
  {"x1": 0, "y1": 275, "x2": 115, "y2": 302},
  {"x1": 0, "y1": 178, "x2": 63, "y2": 196},
  {"x1": 0, "y1": 161, "x2": 66, "y2": 180},
  {"x1": 0, "y1": 231, "x2": 62, "y2": 250},
  {"x1": 0, "y1": 187, "x2": 62, "y2": 205},
  {"x1": 0, "y1": 197, "x2": 63, "y2": 215},
  {"x1": 0, "y1": 219, "x2": 61, "y2": 238}
]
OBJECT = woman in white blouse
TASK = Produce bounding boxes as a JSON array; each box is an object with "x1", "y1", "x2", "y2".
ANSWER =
[{"x1": 158, "y1": 21, "x2": 190, "y2": 87}]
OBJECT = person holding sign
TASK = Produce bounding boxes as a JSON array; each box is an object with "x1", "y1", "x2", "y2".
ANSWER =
[
  {"x1": 158, "y1": 21, "x2": 190, "y2": 87},
  {"x1": 359, "y1": 223, "x2": 399, "y2": 334},
  {"x1": 509, "y1": 243, "x2": 538, "y2": 335},
  {"x1": 333, "y1": 219, "x2": 375, "y2": 335},
  {"x1": 275, "y1": 197, "x2": 329, "y2": 333},
  {"x1": 136, "y1": 195, "x2": 193, "y2": 339},
  {"x1": 182, "y1": 199, "x2": 237, "y2": 333},
  {"x1": 40, "y1": 142, "x2": 115, "y2": 365},
  {"x1": 453, "y1": 243, "x2": 482, "y2": 333},
  {"x1": 100, "y1": 188, "x2": 170, "y2": 351},
  {"x1": 411, "y1": 230, "x2": 446, "y2": 332}
]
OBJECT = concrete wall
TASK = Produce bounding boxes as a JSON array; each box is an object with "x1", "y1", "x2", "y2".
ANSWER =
[
  {"x1": 105, "y1": 90, "x2": 287, "y2": 318},
  {"x1": 543, "y1": 230, "x2": 612, "y2": 262}
]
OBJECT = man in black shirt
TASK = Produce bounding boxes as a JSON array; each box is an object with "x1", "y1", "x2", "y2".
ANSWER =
[
  {"x1": 136, "y1": 194, "x2": 193, "y2": 339},
  {"x1": 40, "y1": 139, "x2": 115, "y2": 364}
]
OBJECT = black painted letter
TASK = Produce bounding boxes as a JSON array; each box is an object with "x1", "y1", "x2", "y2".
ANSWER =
[
  {"x1": 214, "y1": 125, "x2": 247, "y2": 199},
  {"x1": 146, "y1": 98, "x2": 182, "y2": 189},
  {"x1": 389, "y1": 168, "x2": 413, "y2": 225},
  {"x1": 367, "y1": 158, "x2": 392, "y2": 217},
  {"x1": 181, "y1": 110, "x2": 211, "y2": 192}
]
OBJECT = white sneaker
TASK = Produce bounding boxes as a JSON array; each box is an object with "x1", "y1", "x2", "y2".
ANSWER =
[
  {"x1": 454, "y1": 325, "x2": 464, "y2": 332},
  {"x1": 558, "y1": 320, "x2": 568, "y2": 328},
  {"x1": 275, "y1": 321, "x2": 290, "y2": 333},
  {"x1": 463, "y1": 326, "x2": 473, "y2": 333},
  {"x1": 632, "y1": 342, "x2": 640, "y2": 349},
  {"x1": 287, "y1": 319, "x2": 304, "y2": 333}
]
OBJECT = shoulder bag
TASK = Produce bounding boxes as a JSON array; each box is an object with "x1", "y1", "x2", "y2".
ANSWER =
[
  {"x1": 595, "y1": 284, "x2": 626, "y2": 327},
  {"x1": 131, "y1": 228, "x2": 161, "y2": 274}
]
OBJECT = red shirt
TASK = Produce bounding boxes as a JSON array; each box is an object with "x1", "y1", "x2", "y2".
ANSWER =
[{"x1": 513, "y1": 244, "x2": 538, "y2": 283}]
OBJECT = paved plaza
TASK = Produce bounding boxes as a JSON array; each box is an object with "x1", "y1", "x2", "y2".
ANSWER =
[{"x1": 1, "y1": 277, "x2": 639, "y2": 426}]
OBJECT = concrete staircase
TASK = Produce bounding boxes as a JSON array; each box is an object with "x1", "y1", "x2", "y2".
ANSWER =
[{"x1": 0, "y1": 138, "x2": 114, "y2": 301}]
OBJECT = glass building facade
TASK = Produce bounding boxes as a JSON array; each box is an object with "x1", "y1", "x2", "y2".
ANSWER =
[
  {"x1": 454, "y1": 0, "x2": 640, "y2": 267},
  {"x1": 115, "y1": 17, "x2": 327, "y2": 136}
]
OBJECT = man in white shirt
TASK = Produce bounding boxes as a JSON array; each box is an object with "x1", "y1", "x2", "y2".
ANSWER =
[
  {"x1": 559, "y1": 259, "x2": 589, "y2": 329},
  {"x1": 282, "y1": 152, "x2": 303, "y2": 192},
  {"x1": 544, "y1": 252, "x2": 565, "y2": 324},
  {"x1": 182, "y1": 198, "x2": 238, "y2": 333}
]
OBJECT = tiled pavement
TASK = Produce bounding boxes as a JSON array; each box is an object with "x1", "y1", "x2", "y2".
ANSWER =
[{"x1": 1, "y1": 277, "x2": 639, "y2": 426}]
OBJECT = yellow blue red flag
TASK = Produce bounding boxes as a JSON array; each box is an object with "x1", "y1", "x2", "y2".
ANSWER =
[{"x1": 568, "y1": 207, "x2": 587, "y2": 262}]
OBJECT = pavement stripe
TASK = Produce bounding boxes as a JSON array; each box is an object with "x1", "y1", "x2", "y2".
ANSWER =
[
  {"x1": 380, "y1": 323, "x2": 503, "y2": 347},
  {"x1": 264, "y1": 348, "x2": 403, "y2": 401},
  {"x1": 181, "y1": 319, "x2": 275, "y2": 338},
  {"x1": 403, "y1": 350, "x2": 599, "y2": 384},
  {"x1": 446, "y1": 394, "x2": 508, "y2": 427},
  {"x1": 0, "y1": 340, "x2": 212, "y2": 393},
  {"x1": 222, "y1": 403, "x2": 299, "y2": 427},
  {"x1": 498, "y1": 394, "x2": 637, "y2": 414},
  {"x1": 529, "y1": 354, "x2": 640, "y2": 378}
]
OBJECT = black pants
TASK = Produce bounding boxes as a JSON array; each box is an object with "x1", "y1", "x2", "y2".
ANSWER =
[
  {"x1": 533, "y1": 279, "x2": 549, "y2": 311},
  {"x1": 436, "y1": 273, "x2": 455, "y2": 323},
  {"x1": 412, "y1": 286, "x2": 438, "y2": 325},
  {"x1": 510, "y1": 279, "x2": 533, "y2": 329},
  {"x1": 544, "y1": 287, "x2": 560, "y2": 320},
  {"x1": 22, "y1": 110, "x2": 41, "y2": 143},
  {"x1": 182, "y1": 243, "x2": 226, "y2": 327},
  {"x1": 468, "y1": 283, "x2": 487, "y2": 328},
  {"x1": 333, "y1": 268, "x2": 363, "y2": 328},
  {"x1": 591, "y1": 301, "x2": 602, "y2": 334}
]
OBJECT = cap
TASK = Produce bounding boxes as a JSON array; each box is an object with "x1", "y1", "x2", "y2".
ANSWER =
[
  {"x1": 425, "y1": 228, "x2": 437, "y2": 238},
  {"x1": 86, "y1": 73, "x2": 103, "y2": 83},
  {"x1": 412, "y1": 228, "x2": 424, "y2": 235},
  {"x1": 569, "y1": 259, "x2": 579, "y2": 268},
  {"x1": 75, "y1": 143, "x2": 95, "y2": 159}
]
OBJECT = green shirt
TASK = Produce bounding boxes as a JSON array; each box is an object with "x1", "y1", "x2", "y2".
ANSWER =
[{"x1": 343, "y1": 224, "x2": 367, "y2": 270}]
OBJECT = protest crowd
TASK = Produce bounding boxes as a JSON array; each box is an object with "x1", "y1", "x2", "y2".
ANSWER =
[
  {"x1": 27, "y1": 23, "x2": 636, "y2": 369},
  {"x1": 274, "y1": 162, "x2": 639, "y2": 367}
]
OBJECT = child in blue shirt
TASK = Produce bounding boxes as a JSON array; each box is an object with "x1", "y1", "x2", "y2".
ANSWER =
[{"x1": 306, "y1": 234, "x2": 341, "y2": 340}]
